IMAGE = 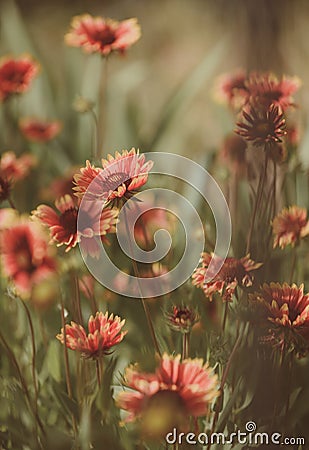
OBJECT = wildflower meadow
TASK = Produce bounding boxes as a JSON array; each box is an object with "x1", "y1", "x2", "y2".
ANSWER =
[{"x1": 0, "y1": 1, "x2": 309, "y2": 449}]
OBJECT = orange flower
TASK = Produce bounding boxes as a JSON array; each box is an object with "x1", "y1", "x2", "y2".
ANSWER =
[
  {"x1": 74, "y1": 148, "x2": 153, "y2": 206},
  {"x1": 0, "y1": 55, "x2": 39, "y2": 101},
  {"x1": 272, "y1": 206, "x2": 309, "y2": 249},
  {"x1": 0, "y1": 218, "x2": 56, "y2": 298},
  {"x1": 33, "y1": 194, "x2": 118, "y2": 257},
  {"x1": 250, "y1": 283, "x2": 309, "y2": 355},
  {"x1": 19, "y1": 118, "x2": 61, "y2": 142},
  {"x1": 56, "y1": 311, "x2": 127, "y2": 359},
  {"x1": 117, "y1": 353, "x2": 219, "y2": 435},
  {"x1": 65, "y1": 14, "x2": 141, "y2": 56},
  {"x1": 192, "y1": 253, "x2": 262, "y2": 302}
]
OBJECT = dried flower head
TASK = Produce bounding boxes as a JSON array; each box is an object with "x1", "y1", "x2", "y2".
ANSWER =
[
  {"x1": 56, "y1": 311, "x2": 127, "y2": 359},
  {"x1": 65, "y1": 14, "x2": 141, "y2": 56},
  {"x1": 272, "y1": 206, "x2": 309, "y2": 249},
  {"x1": 236, "y1": 104, "x2": 286, "y2": 148},
  {"x1": 165, "y1": 305, "x2": 199, "y2": 333},
  {"x1": 192, "y1": 253, "x2": 262, "y2": 302}
]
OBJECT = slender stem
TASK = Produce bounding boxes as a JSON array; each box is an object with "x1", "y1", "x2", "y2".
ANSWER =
[
  {"x1": 8, "y1": 196, "x2": 17, "y2": 209},
  {"x1": 289, "y1": 247, "x2": 297, "y2": 284},
  {"x1": 20, "y1": 300, "x2": 39, "y2": 415},
  {"x1": 98, "y1": 58, "x2": 109, "y2": 158},
  {"x1": 80, "y1": 277, "x2": 98, "y2": 315},
  {"x1": 60, "y1": 296, "x2": 73, "y2": 399},
  {"x1": 123, "y1": 207, "x2": 161, "y2": 356},
  {"x1": 207, "y1": 324, "x2": 245, "y2": 449},
  {"x1": 272, "y1": 159, "x2": 277, "y2": 218},
  {"x1": 246, "y1": 151, "x2": 269, "y2": 254},
  {"x1": 0, "y1": 330, "x2": 45, "y2": 439},
  {"x1": 73, "y1": 273, "x2": 83, "y2": 324},
  {"x1": 60, "y1": 294, "x2": 78, "y2": 438},
  {"x1": 90, "y1": 109, "x2": 99, "y2": 162},
  {"x1": 222, "y1": 302, "x2": 229, "y2": 333},
  {"x1": 96, "y1": 359, "x2": 102, "y2": 388},
  {"x1": 182, "y1": 333, "x2": 190, "y2": 359}
]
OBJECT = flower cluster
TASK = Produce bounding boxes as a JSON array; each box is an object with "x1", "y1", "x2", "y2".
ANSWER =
[{"x1": 192, "y1": 253, "x2": 262, "y2": 302}]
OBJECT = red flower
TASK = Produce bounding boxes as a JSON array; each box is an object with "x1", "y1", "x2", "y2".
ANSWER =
[
  {"x1": 0, "y1": 55, "x2": 39, "y2": 101},
  {"x1": 0, "y1": 219, "x2": 56, "y2": 298},
  {"x1": 0, "y1": 151, "x2": 36, "y2": 182},
  {"x1": 74, "y1": 148, "x2": 153, "y2": 206},
  {"x1": 65, "y1": 14, "x2": 141, "y2": 56},
  {"x1": 19, "y1": 118, "x2": 61, "y2": 143},
  {"x1": 33, "y1": 194, "x2": 118, "y2": 257},
  {"x1": 56, "y1": 311, "x2": 127, "y2": 359},
  {"x1": 246, "y1": 73, "x2": 301, "y2": 111},
  {"x1": 214, "y1": 70, "x2": 249, "y2": 109},
  {"x1": 117, "y1": 353, "x2": 219, "y2": 434},
  {"x1": 236, "y1": 104, "x2": 286, "y2": 147},
  {"x1": 0, "y1": 152, "x2": 36, "y2": 204},
  {"x1": 250, "y1": 283, "x2": 309, "y2": 355},
  {"x1": 192, "y1": 253, "x2": 262, "y2": 302},
  {"x1": 272, "y1": 206, "x2": 309, "y2": 249}
]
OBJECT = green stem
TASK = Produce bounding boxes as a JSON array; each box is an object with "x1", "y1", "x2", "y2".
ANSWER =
[
  {"x1": 0, "y1": 330, "x2": 45, "y2": 439},
  {"x1": 90, "y1": 109, "x2": 99, "y2": 162},
  {"x1": 20, "y1": 300, "x2": 39, "y2": 417},
  {"x1": 222, "y1": 302, "x2": 229, "y2": 333},
  {"x1": 182, "y1": 333, "x2": 190, "y2": 359},
  {"x1": 207, "y1": 324, "x2": 245, "y2": 449},
  {"x1": 246, "y1": 151, "x2": 269, "y2": 254},
  {"x1": 98, "y1": 58, "x2": 109, "y2": 158},
  {"x1": 96, "y1": 359, "x2": 102, "y2": 388},
  {"x1": 60, "y1": 293, "x2": 78, "y2": 437},
  {"x1": 289, "y1": 247, "x2": 297, "y2": 284},
  {"x1": 123, "y1": 207, "x2": 161, "y2": 356}
]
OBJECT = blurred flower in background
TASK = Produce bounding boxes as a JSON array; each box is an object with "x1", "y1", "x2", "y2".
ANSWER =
[
  {"x1": 19, "y1": 117, "x2": 62, "y2": 142},
  {"x1": 65, "y1": 14, "x2": 141, "y2": 56},
  {"x1": 0, "y1": 55, "x2": 39, "y2": 101}
]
